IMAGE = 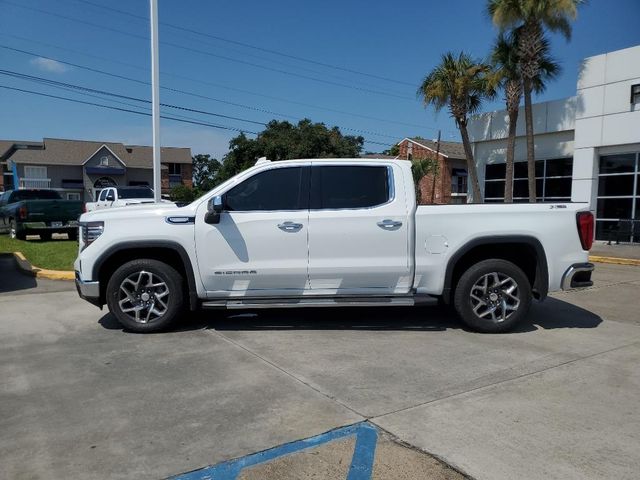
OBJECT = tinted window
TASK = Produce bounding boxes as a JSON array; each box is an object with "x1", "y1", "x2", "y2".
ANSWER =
[
  {"x1": 9, "y1": 190, "x2": 61, "y2": 201},
  {"x1": 225, "y1": 167, "x2": 306, "y2": 211},
  {"x1": 599, "y1": 154, "x2": 635, "y2": 174},
  {"x1": 485, "y1": 163, "x2": 506, "y2": 180},
  {"x1": 311, "y1": 166, "x2": 390, "y2": 209},
  {"x1": 545, "y1": 158, "x2": 573, "y2": 177},
  {"x1": 99, "y1": 190, "x2": 108, "y2": 201},
  {"x1": 117, "y1": 187, "x2": 153, "y2": 199}
]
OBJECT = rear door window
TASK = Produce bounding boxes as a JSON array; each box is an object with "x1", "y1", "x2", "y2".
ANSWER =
[
  {"x1": 225, "y1": 167, "x2": 309, "y2": 211},
  {"x1": 311, "y1": 165, "x2": 390, "y2": 209}
]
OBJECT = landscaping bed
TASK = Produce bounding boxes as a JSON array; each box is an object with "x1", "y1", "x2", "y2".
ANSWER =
[{"x1": 0, "y1": 235, "x2": 76, "y2": 271}]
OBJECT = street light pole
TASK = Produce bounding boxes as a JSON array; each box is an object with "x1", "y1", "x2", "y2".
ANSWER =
[{"x1": 150, "y1": 0, "x2": 161, "y2": 202}]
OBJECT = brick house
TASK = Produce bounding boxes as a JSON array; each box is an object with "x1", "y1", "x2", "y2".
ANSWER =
[
  {"x1": 397, "y1": 137, "x2": 468, "y2": 204},
  {"x1": 0, "y1": 138, "x2": 192, "y2": 202}
]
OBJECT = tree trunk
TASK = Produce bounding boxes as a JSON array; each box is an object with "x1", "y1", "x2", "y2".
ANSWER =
[
  {"x1": 459, "y1": 124, "x2": 482, "y2": 203},
  {"x1": 523, "y1": 77, "x2": 536, "y2": 202},
  {"x1": 505, "y1": 106, "x2": 518, "y2": 203}
]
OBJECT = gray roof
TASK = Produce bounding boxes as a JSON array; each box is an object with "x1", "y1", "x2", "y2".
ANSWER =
[
  {"x1": 406, "y1": 137, "x2": 466, "y2": 159},
  {"x1": 4, "y1": 138, "x2": 192, "y2": 168},
  {"x1": 359, "y1": 153, "x2": 397, "y2": 159}
]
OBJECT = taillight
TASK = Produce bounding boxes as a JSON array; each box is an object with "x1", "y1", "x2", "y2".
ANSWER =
[
  {"x1": 576, "y1": 211, "x2": 594, "y2": 251},
  {"x1": 18, "y1": 206, "x2": 28, "y2": 220}
]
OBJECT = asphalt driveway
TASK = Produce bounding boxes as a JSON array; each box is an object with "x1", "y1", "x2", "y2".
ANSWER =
[{"x1": 1, "y1": 256, "x2": 639, "y2": 479}]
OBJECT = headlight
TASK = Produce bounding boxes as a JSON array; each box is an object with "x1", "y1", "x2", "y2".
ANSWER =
[{"x1": 80, "y1": 221, "x2": 104, "y2": 250}]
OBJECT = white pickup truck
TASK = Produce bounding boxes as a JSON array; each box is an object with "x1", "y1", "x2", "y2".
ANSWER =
[
  {"x1": 85, "y1": 186, "x2": 162, "y2": 212},
  {"x1": 74, "y1": 158, "x2": 595, "y2": 333}
]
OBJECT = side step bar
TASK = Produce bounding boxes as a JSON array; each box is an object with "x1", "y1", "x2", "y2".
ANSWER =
[{"x1": 201, "y1": 295, "x2": 437, "y2": 309}]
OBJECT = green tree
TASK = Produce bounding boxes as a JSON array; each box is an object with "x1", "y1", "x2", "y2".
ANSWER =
[
  {"x1": 215, "y1": 119, "x2": 364, "y2": 184},
  {"x1": 488, "y1": 0, "x2": 584, "y2": 202},
  {"x1": 411, "y1": 157, "x2": 439, "y2": 204},
  {"x1": 489, "y1": 30, "x2": 559, "y2": 202},
  {"x1": 170, "y1": 184, "x2": 196, "y2": 204},
  {"x1": 418, "y1": 52, "x2": 493, "y2": 202},
  {"x1": 192, "y1": 154, "x2": 221, "y2": 193},
  {"x1": 382, "y1": 144, "x2": 400, "y2": 156}
]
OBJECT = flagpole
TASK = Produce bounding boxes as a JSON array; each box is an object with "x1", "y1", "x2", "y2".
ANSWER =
[{"x1": 150, "y1": 0, "x2": 161, "y2": 202}]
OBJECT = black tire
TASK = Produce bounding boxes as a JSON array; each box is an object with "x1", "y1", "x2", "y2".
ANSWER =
[
  {"x1": 10, "y1": 220, "x2": 26, "y2": 241},
  {"x1": 106, "y1": 259, "x2": 185, "y2": 333},
  {"x1": 453, "y1": 259, "x2": 532, "y2": 333},
  {"x1": 40, "y1": 232, "x2": 52, "y2": 241},
  {"x1": 67, "y1": 230, "x2": 78, "y2": 241}
]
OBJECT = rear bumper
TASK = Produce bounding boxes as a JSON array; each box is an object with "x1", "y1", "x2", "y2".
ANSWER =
[
  {"x1": 561, "y1": 262, "x2": 594, "y2": 290},
  {"x1": 75, "y1": 272, "x2": 102, "y2": 308}
]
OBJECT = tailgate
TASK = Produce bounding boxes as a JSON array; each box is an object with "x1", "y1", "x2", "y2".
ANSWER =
[{"x1": 25, "y1": 200, "x2": 83, "y2": 223}]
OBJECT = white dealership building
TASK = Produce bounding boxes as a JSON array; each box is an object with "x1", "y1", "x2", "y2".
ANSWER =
[{"x1": 468, "y1": 44, "x2": 640, "y2": 243}]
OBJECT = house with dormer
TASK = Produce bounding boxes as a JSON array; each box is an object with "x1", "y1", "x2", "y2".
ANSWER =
[{"x1": 0, "y1": 138, "x2": 192, "y2": 201}]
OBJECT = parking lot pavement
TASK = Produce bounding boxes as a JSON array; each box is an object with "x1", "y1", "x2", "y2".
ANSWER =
[{"x1": 1, "y1": 262, "x2": 639, "y2": 479}]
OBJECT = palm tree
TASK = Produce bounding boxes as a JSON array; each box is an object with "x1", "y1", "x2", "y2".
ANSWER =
[
  {"x1": 418, "y1": 52, "x2": 493, "y2": 202},
  {"x1": 490, "y1": 30, "x2": 560, "y2": 202},
  {"x1": 488, "y1": 0, "x2": 583, "y2": 202}
]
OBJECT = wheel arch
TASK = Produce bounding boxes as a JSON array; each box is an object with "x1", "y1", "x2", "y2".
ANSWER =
[
  {"x1": 92, "y1": 241, "x2": 199, "y2": 310},
  {"x1": 442, "y1": 235, "x2": 548, "y2": 304}
]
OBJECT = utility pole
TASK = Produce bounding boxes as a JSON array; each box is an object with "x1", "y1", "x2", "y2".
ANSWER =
[
  {"x1": 430, "y1": 130, "x2": 441, "y2": 204},
  {"x1": 150, "y1": 0, "x2": 161, "y2": 202}
]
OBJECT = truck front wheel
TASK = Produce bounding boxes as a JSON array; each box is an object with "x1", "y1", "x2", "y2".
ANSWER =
[
  {"x1": 454, "y1": 259, "x2": 532, "y2": 333},
  {"x1": 106, "y1": 259, "x2": 184, "y2": 333}
]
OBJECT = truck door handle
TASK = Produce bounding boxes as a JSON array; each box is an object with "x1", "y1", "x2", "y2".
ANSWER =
[
  {"x1": 277, "y1": 221, "x2": 303, "y2": 232},
  {"x1": 377, "y1": 219, "x2": 403, "y2": 230}
]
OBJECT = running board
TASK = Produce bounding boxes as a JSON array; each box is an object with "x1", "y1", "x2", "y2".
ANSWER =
[{"x1": 201, "y1": 295, "x2": 436, "y2": 309}]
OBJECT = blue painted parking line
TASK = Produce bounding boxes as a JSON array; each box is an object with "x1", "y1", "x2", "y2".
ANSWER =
[{"x1": 169, "y1": 422, "x2": 378, "y2": 480}]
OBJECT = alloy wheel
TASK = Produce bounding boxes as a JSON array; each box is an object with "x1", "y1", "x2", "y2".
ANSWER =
[
  {"x1": 118, "y1": 270, "x2": 170, "y2": 324},
  {"x1": 469, "y1": 272, "x2": 520, "y2": 323}
]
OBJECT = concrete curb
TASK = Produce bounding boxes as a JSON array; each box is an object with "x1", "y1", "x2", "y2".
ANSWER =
[
  {"x1": 589, "y1": 255, "x2": 640, "y2": 267},
  {"x1": 12, "y1": 252, "x2": 75, "y2": 281}
]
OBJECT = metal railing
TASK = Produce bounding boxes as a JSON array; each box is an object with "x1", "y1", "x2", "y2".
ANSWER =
[{"x1": 19, "y1": 177, "x2": 51, "y2": 189}]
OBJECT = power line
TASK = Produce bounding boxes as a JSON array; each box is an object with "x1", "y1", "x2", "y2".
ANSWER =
[
  {"x1": 0, "y1": 83, "x2": 395, "y2": 147},
  {"x1": 0, "y1": 34, "x2": 441, "y2": 133},
  {"x1": 0, "y1": 47, "x2": 406, "y2": 140},
  {"x1": 0, "y1": 84, "x2": 260, "y2": 134},
  {"x1": 1, "y1": 0, "x2": 414, "y2": 100},
  {"x1": 70, "y1": 0, "x2": 416, "y2": 88}
]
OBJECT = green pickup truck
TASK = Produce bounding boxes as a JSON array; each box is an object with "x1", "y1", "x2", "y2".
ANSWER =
[{"x1": 0, "y1": 189, "x2": 83, "y2": 241}]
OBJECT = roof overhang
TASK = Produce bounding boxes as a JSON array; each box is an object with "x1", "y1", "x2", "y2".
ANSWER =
[{"x1": 400, "y1": 138, "x2": 450, "y2": 158}]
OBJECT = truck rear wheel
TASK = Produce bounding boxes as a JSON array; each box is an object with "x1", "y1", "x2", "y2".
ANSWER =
[
  {"x1": 453, "y1": 259, "x2": 531, "y2": 333},
  {"x1": 106, "y1": 259, "x2": 184, "y2": 333},
  {"x1": 10, "y1": 220, "x2": 26, "y2": 241}
]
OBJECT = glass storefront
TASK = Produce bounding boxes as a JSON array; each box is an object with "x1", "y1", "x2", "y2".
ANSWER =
[
  {"x1": 484, "y1": 158, "x2": 573, "y2": 203},
  {"x1": 596, "y1": 153, "x2": 639, "y2": 243}
]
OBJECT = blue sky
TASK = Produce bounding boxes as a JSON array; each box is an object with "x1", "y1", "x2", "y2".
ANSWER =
[{"x1": 1, "y1": 0, "x2": 639, "y2": 157}]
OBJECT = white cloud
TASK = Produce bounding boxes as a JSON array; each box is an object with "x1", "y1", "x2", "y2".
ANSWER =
[{"x1": 30, "y1": 57, "x2": 69, "y2": 73}]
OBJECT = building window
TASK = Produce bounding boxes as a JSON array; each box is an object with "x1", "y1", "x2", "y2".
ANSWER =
[
  {"x1": 595, "y1": 153, "x2": 639, "y2": 244},
  {"x1": 24, "y1": 165, "x2": 47, "y2": 179},
  {"x1": 451, "y1": 168, "x2": 467, "y2": 195},
  {"x1": 631, "y1": 84, "x2": 640, "y2": 104},
  {"x1": 484, "y1": 158, "x2": 573, "y2": 203},
  {"x1": 100, "y1": 156, "x2": 109, "y2": 166},
  {"x1": 67, "y1": 192, "x2": 81, "y2": 200},
  {"x1": 167, "y1": 163, "x2": 181, "y2": 175}
]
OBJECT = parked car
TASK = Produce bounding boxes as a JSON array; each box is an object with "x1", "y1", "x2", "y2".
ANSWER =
[
  {"x1": 85, "y1": 186, "x2": 170, "y2": 212},
  {"x1": 74, "y1": 158, "x2": 595, "y2": 333},
  {"x1": 0, "y1": 189, "x2": 83, "y2": 240}
]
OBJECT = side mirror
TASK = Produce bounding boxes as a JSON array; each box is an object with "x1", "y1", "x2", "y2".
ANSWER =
[
  {"x1": 106, "y1": 193, "x2": 115, "y2": 202},
  {"x1": 205, "y1": 195, "x2": 224, "y2": 224}
]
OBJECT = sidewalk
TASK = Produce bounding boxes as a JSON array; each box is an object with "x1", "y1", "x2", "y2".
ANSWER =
[{"x1": 590, "y1": 242, "x2": 640, "y2": 260}]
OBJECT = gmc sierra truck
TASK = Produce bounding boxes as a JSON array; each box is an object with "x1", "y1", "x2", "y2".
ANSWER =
[{"x1": 74, "y1": 158, "x2": 595, "y2": 333}]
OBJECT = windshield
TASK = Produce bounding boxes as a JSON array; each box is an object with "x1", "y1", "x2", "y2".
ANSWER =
[
  {"x1": 116, "y1": 187, "x2": 154, "y2": 199},
  {"x1": 10, "y1": 190, "x2": 62, "y2": 201}
]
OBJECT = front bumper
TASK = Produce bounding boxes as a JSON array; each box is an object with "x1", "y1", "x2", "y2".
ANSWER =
[
  {"x1": 561, "y1": 262, "x2": 595, "y2": 290},
  {"x1": 75, "y1": 272, "x2": 102, "y2": 308}
]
